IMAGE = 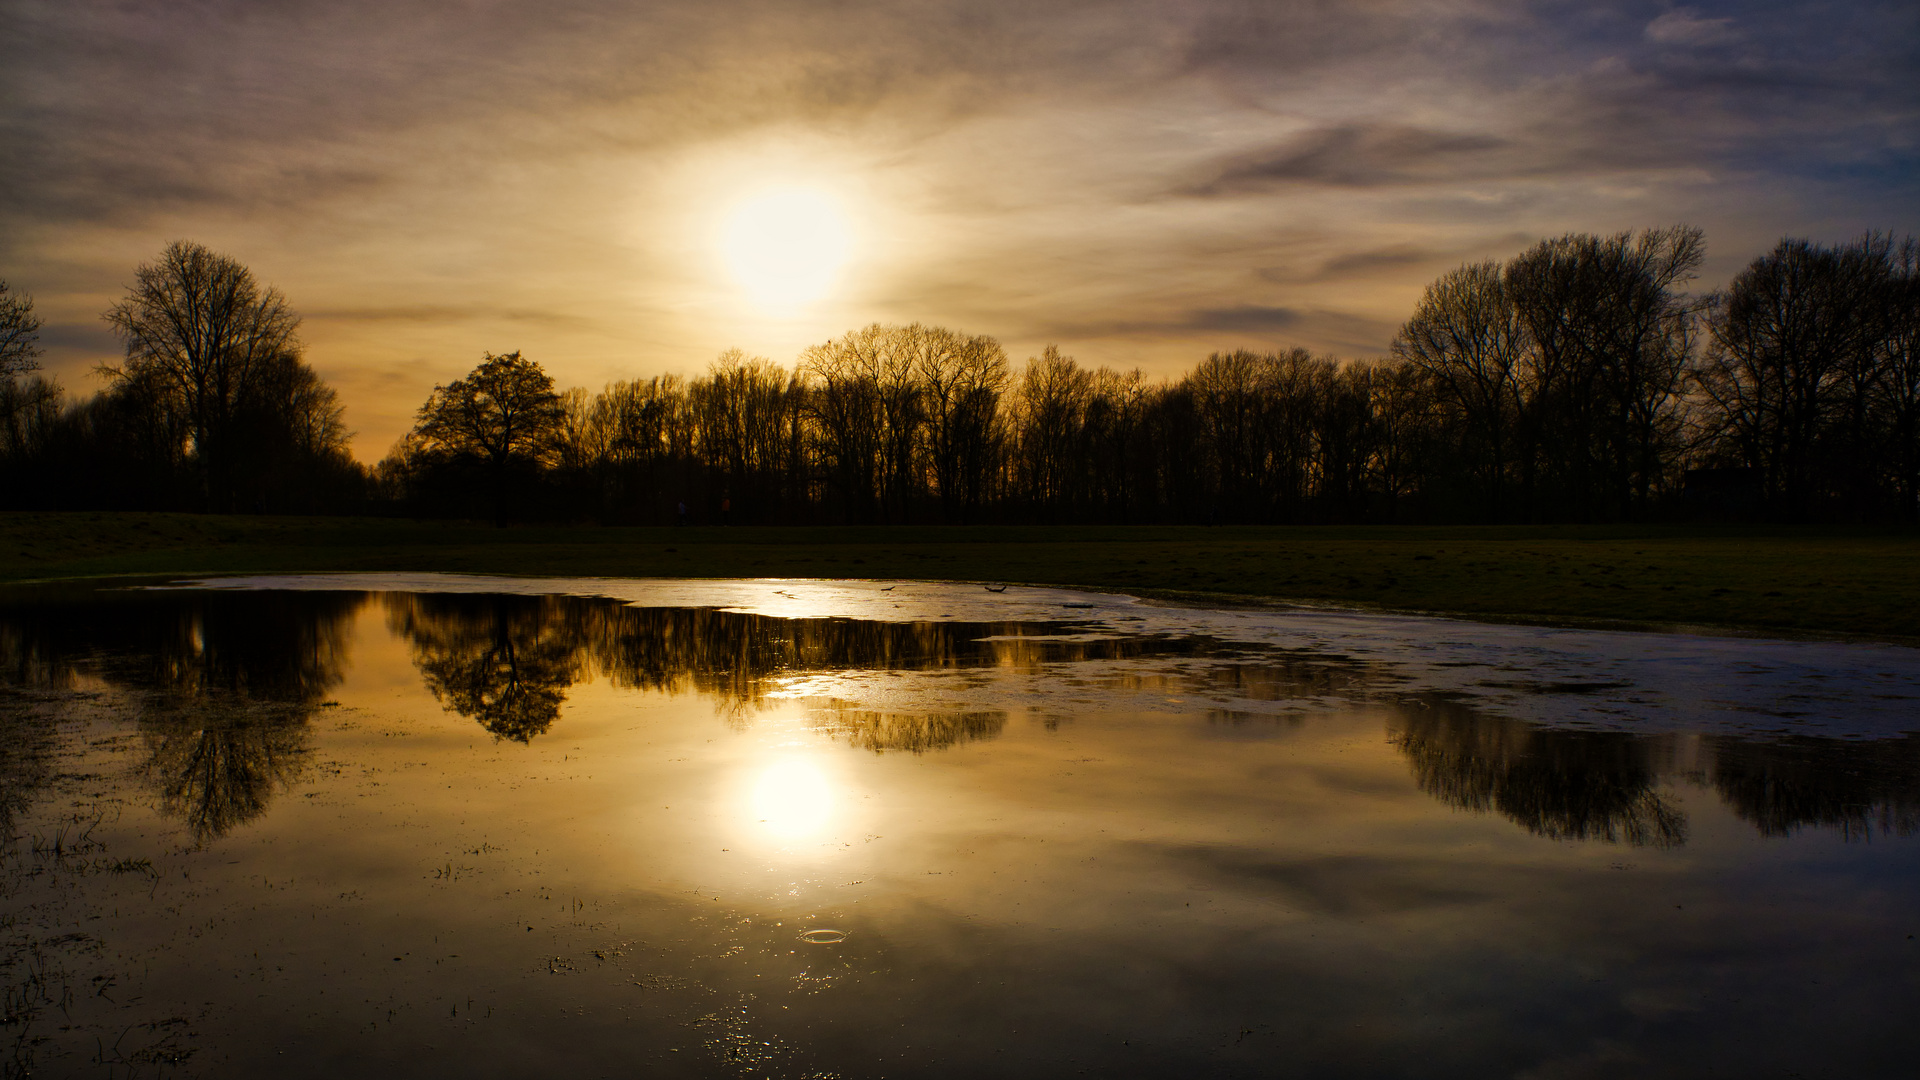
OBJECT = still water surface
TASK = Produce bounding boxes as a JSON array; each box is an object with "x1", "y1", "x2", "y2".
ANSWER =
[{"x1": 1, "y1": 578, "x2": 1916, "y2": 1078}]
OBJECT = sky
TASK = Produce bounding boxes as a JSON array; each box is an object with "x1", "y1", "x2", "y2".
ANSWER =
[{"x1": 3, "y1": 0, "x2": 1916, "y2": 461}]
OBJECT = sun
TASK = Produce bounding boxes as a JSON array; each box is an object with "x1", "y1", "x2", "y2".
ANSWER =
[{"x1": 719, "y1": 186, "x2": 853, "y2": 312}]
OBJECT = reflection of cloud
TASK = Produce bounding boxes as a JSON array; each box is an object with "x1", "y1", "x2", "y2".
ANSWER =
[{"x1": 1163, "y1": 847, "x2": 1492, "y2": 917}]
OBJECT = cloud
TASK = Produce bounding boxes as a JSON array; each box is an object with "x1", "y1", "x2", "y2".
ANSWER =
[
  {"x1": 302, "y1": 305, "x2": 596, "y2": 330},
  {"x1": 1029, "y1": 305, "x2": 1399, "y2": 359},
  {"x1": 1182, "y1": 305, "x2": 1304, "y2": 332},
  {"x1": 1644, "y1": 9, "x2": 1739, "y2": 46},
  {"x1": 1, "y1": 0, "x2": 1915, "y2": 458},
  {"x1": 1179, "y1": 125, "x2": 1510, "y2": 195},
  {"x1": 1258, "y1": 247, "x2": 1441, "y2": 285},
  {"x1": 32, "y1": 322, "x2": 119, "y2": 356}
]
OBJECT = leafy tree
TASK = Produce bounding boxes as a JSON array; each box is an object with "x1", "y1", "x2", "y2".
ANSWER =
[{"x1": 412, "y1": 350, "x2": 565, "y2": 524}]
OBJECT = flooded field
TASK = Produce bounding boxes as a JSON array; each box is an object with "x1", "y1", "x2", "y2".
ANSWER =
[{"x1": 2, "y1": 576, "x2": 1917, "y2": 1078}]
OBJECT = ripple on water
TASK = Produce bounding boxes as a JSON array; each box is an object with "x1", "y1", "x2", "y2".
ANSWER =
[{"x1": 800, "y1": 929, "x2": 848, "y2": 944}]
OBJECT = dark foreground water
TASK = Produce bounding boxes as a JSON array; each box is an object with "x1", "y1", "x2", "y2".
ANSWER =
[{"x1": 1, "y1": 579, "x2": 1916, "y2": 1079}]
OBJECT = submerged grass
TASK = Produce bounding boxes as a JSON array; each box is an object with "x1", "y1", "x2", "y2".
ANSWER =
[{"x1": 1, "y1": 511, "x2": 1916, "y2": 640}]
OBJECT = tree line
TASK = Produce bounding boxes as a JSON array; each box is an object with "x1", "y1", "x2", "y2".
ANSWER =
[
  {"x1": 4, "y1": 228, "x2": 1916, "y2": 522},
  {"x1": 1, "y1": 242, "x2": 360, "y2": 513}
]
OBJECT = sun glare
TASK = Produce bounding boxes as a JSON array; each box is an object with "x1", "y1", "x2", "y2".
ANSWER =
[
  {"x1": 719, "y1": 186, "x2": 853, "y2": 312},
  {"x1": 749, "y1": 758, "x2": 835, "y2": 839}
]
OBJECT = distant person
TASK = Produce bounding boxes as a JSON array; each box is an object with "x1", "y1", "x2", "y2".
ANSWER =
[
  {"x1": 721, "y1": 492, "x2": 731, "y2": 526},
  {"x1": 676, "y1": 500, "x2": 687, "y2": 527}
]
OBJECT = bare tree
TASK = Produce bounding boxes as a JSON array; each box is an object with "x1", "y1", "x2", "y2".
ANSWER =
[
  {"x1": 1082, "y1": 366, "x2": 1150, "y2": 521},
  {"x1": 1365, "y1": 360, "x2": 1437, "y2": 521},
  {"x1": 695, "y1": 349, "x2": 797, "y2": 522},
  {"x1": 103, "y1": 241, "x2": 303, "y2": 509},
  {"x1": 1699, "y1": 237, "x2": 1887, "y2": 518},
  {"x1": 1015, "y1": 345, "x2": 1092, "y2": 520},
  {"x1": 1507, "y1": 226, "x2": 1703, "y2": 518},
  {"x1": 1880, "y1": 237, "x2": 1920, "y2": 518},
  {"x1": 1393, "y1": 262, "x2": 1526, "y2": 517},
  {"x1": 910, "y1": 324, "x2": 1009, "y2": 523},
  {"x1": 0, "y1": 280, "x2": 42, "y2": 380},
  {"x1": 801, "y1": 325, "x2": 925, "y2": 522}
]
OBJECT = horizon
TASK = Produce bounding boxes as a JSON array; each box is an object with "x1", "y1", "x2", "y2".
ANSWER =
[{"x1": 4, "y1": 0, "x2": 1916, "y2": 461}]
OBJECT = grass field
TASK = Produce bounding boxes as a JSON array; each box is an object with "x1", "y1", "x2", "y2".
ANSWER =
[{"x1": 2, "y1": 511, "x2": 1916, "y2": 641}]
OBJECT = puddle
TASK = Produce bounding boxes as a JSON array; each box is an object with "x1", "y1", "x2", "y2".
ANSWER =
[{"x1": 0, "y1": 576, "x2": 1915, "y2": 1078}]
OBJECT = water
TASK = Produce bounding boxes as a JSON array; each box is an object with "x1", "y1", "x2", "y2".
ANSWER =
[{"x1": 1, "y1": 577, "x2": 1916, "y2": 1078}]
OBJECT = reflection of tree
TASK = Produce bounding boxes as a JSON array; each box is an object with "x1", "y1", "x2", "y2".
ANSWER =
[
  {"x1": 0, "y1": 589, "x2": 362, "y2": 843},
  {"x1": 142, "y1": 703, "x2": 312, "y2": 843},
  {"x1": 1389, "y1": 704, "x2": 1688, "y2": 848},
  {"x1": 807, "y1": 700, "x2": 1007, "y2": 754},
  {"x1": 385, "y1": 594, "x2": 1220, "y2": 745},
  {"x1": 0, "y1": 690, "x2": 59, "y2": 840},
  {"x1": 585, "y1": 608, "x2": 1207, "y2": 705},
  {"x1": 1709, "y1": 734, "x2": 1920, "y2": 839},
  {"x1": 125, "y1": 592, "x2": 358, "y2": 843},
  {"x1": 387, "y1": 594, "x2": 583, "y2": 742}
]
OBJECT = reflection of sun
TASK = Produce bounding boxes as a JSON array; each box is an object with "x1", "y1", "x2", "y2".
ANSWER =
[
  {"x1": 751, "y1": 759, "x2": 834, "y2": 838},
  {"x1": 718, "y1": 186, "x2": 853, "y2": 312}
]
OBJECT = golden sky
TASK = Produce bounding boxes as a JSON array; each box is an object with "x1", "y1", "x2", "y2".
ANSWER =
[{"x1": 4, "y1": 0, "x2": 1916, "y2": 460}]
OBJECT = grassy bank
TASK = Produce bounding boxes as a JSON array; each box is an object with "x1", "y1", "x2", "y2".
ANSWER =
[{"x1": 2, "y1": 511, "x2": 1915, "y2": 640}]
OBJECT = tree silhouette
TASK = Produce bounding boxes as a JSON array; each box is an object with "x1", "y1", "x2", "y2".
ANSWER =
[
  {"x1": 1698, "y1": 234, "x2": 1914, "y2": 520},
  {"x1": 102, "y1": 241, "x2": 309, "y2": 510},
  {"x1": 912, "y1": 325, "x2": 1009, "y2": 523},
  {"x1": 1393, "y1": 262, "x2": 1526, "y2": 519},
  {"x1": 0, "y1": 279, "x2": 42, "y2": 381},
  {"x1": 412, "y1": 350, "x2": 566, "y2": 525}
]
